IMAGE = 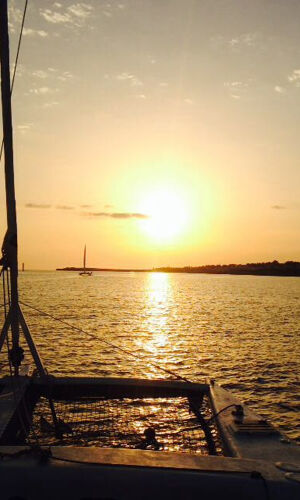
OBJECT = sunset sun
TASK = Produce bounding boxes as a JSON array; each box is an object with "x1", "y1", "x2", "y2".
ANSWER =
[{"x1": 139, "y1": 188, "x2": 188, "y2": 242}]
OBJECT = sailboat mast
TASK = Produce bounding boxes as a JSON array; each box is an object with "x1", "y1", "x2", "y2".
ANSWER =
[
  {"x1": 0, "y1": 0, "x2": 20, "y2": 368},
  {"x1": 83, "y1": 245, "x2": 86, "y2": 271}
]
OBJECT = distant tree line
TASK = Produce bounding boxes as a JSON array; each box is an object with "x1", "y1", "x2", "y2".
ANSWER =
[{"x1": 153, "y1": 261, "x2": 300, "y2": 277}]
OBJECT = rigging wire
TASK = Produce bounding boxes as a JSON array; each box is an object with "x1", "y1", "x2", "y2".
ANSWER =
[
  {"x1": 19, "y1": 300, "x2": 192, "y2": 383},
  {"x1": 0, "y1": 0, "x2": 29, "y2": 161}
]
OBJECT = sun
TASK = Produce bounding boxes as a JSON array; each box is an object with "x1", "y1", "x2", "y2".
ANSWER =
[{"x1": 139, "y1": 188, "x2": 188, "y2": 242}]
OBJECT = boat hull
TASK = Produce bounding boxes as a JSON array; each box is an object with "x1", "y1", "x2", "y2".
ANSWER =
[{"x1": 0, "y1": 446, "x2": 299, "y2": 499}]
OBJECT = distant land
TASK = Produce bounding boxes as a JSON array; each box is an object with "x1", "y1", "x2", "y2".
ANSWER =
[{"x1": 57, "y1": 260, "x2": 300, "y2": 277}]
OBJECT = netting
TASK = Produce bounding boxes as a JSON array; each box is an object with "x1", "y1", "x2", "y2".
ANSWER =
[{"x1": 28, "y1": 395, "x2": 222, "y2": 455}]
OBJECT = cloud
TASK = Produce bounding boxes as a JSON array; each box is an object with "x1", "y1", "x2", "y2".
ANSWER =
[
  {"x1": 32, "y1": 70, "x2": 48, "y2": 79},
  {"x1": 102, "y1": 2, "x2": 126, "y2": 17},
  {"x1": 42, "y1": 101, "x2": 59, "y2": 109},
  {"x1": 40, "y1": 3, "x2": 93, "y2": 28},
  {"x1": 80, "y1": 204, "x2": 92, "y2": 208},
  {"x1": 274, "y1": 85, "x2": 286, "y2": 94},
  {"x1": 211, "y1": 33, "x2": 260, "y2": 52},
  {"x1": 29, "y1": 87, "x2": 57, "y2": 95},
  {"x1": 84, "y1": 212, "x2": 149, "y2": 219},
  {"x1": 40, "y1": 9, "x2": 70, "y2": 24},
  {"x1": 224, "y1": 81, "x2": 248, "y2": 99},
  {"x1": 271, "y1": 205, "x2": 286, "y2": 210},
  {"x1": 117, "y1": 72, "x2": 143, "y2": 87},
  {"x1": 23, "y1": 28, "x2": 48, "y2": 38},
  {"x1": 17, "y1": 123, "x2": 33, "y2": 134},
  {"x1": 288, "y1": 69, "x2": 300, "y2": 86},
  {"x1": 31, "y1": 68, "x2": 73, "y2": 93},
  {"x1": 56, "y1": 205, "x2": 74, "y2": 210},
  {"x1": 8, "y1": 5, "x2": 23, "y2": 33},
  {"x1": 57, "y1": 71, "x2": 74, "y2": 82},
  {"x1": 104, "y1": 204, "x2": 113, "y2": 209},
  {"x1": 228, "y1": 33, "x2": 258, "y2": 48},
  {"x1": 68, "y1": 3, "x2": 93, "y2": 19},
  {"x1": 25, "y1": 203, "x2": 51, "y2": 209}
]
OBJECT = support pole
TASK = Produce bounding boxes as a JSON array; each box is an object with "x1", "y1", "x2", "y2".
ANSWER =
[
  {"x1": 0, "y1": 0, "x2": 20, "y2": 375},
  {"x1": 18, "y1": 306, "x2": 46, "y2": 376}
]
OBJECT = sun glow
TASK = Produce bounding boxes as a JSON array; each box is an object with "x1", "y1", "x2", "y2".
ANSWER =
[{"x1": 139, "y1": 188, "x2": 188, "y2": 242}]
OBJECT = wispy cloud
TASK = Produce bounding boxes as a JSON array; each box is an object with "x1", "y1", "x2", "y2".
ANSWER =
[
  {"x1": 32, "y1": 70, "x2": 48, "y2": 79},
  {"x1": 8, "y1": 4, "x2": 23, "y2": 33},
  {"x1": 117, "y1": 72, "x2": 143, "y2": 87},
  {"x1": 42, "y1": 101, "x2": 59, "y2": 109},
  {"x1": 80, "y1": 204, "x2": 93, "y2": 208},
  {"x1": 25, "y1": 203, "x2": 51, "y2": 209},
  {"x1": 56, "y1": 205, "x2": 74, "y2": 210},
  {"x1": 101, "y1": 2, "x2": 126, "y2": 18},
  {"x1": 68, "y1": 3, "x2": 92, "y2": 19},
  {"x1": 224, "y1": 81, "x2": 248, "y2": 99},
  {"x1": 40, "y1": 3, "x2": 93, "y2": 28},
  {"x1": 228, "y1": 33, "x2": 258, "y2": 49},
  {"x1": 274, "y1": 85, "x2": 286, "y2": 94},
  {"x1": 57, "y1": 71, "x2": 74, "y2": 82},
  {"x1": 272, "y1": 202, "x2": 299, "y2": 210},
  {"x1": 288, "y1": 69, "x2": 300, "y2": 86},
  {"x1": 31, "y1": 68, "x2": 74, "y2": 97},
  {"x1": 23, "y1": 28, "x2": 48, "y2": 38},
  {"x1": 83, "y1": 212, "x2": 149, "y2": 219},
  {"x1": 211, "y1": 33, "x2": 260, "y2": 52},
  {"x1": 17, "y1": 123, "x2": 33, "y2": 134},
  {"x1": 29, "y1": 86, "x2": 58, "y2": 96}
]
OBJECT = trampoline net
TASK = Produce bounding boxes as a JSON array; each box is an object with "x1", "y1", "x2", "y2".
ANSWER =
[{"x1": 28, "y1": 395, "x2": 222, "y2": 455}]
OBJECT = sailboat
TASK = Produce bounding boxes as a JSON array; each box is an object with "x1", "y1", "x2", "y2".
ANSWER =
[
  {"x1": 0, "y1": 1, "x2": 299, "y2": 498},
  {"x1": 79, "y1": 245, "x2": 92, "y2": 276}
]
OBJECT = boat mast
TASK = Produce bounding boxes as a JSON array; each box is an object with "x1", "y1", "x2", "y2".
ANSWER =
[
  {"x1": 0, "y1": 0, "x2": 46, "y2": 376},
  {"x1": 83, "y1": 245, "x2": 86, "y2": 272},
  {"x1": 0, "y1": 0, "x2": 20, "y2": 373}
]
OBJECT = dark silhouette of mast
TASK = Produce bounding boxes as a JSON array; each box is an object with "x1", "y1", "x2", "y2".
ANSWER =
[
  {"x1": 0, "y1": 0, "x2": 20, "y2": 374},
  {"x1": 0, "y1": 0, "x2": 45, "y2": 376}
]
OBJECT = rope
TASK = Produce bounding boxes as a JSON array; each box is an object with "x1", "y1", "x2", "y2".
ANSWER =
[
  {"x1": 19, "y1": 300, "x2": 192, "y2": 383},
  {"x1": 0, "y1": 0, "x2": 28, "y2": 161},
  {"x1": 206, "y1": 404, "x2": 238, "y2": 424}
]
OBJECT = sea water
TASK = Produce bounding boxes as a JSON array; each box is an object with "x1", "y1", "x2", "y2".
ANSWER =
[{"x1": 0, "y1": 271, "x2": 299, "y2": 441}]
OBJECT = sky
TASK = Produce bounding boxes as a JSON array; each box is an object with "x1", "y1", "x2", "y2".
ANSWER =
[{"x1": 0, "y1": 0, "x2": 300, "y2": 270}]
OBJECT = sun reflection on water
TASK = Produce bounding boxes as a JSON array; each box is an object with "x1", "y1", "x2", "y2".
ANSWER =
[{"x1": 137, "y1": 272, "x2": 172, "y2": 356}]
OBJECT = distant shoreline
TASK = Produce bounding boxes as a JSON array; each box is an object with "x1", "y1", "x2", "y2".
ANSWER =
[{"x1": 56, "y1": 260, "x2": 300, "y2": 277}]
